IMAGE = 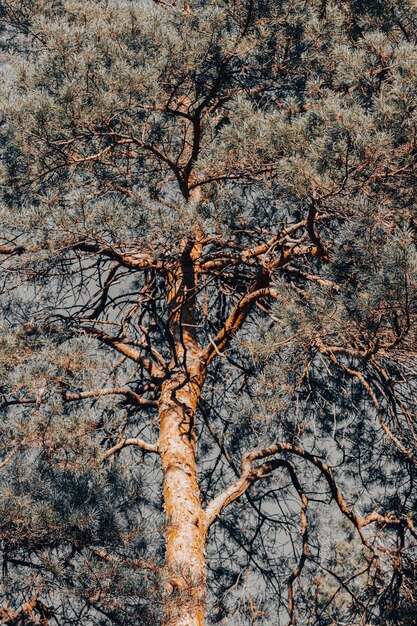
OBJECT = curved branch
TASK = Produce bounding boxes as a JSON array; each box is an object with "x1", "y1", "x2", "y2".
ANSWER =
[
  {"x1": 206, "y1": 440, "x2": 415, "y2": 551},
  {"x1": 306, "y1": 200, "x2": 329, "y2": 260},
  {"x1": 101, "y1": 437, "x2": 159, "y2": 462},
  {"x1": 246, "y1": 442, "x2": 416, "y2": 549},
  {"x1": 204, "y1": 451, "x2": 309, "y2": 625},
  {"x1": 202, "y1": 285, "x2": 280, "y2": 364}
]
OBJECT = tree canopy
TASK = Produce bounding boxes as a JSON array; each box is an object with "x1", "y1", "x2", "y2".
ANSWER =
[{"x1": 0, "y1": 1, "x2": 416, "y2": 624}]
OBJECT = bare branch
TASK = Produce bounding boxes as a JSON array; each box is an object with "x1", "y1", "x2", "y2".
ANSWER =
[
  {"x1": 0, "y1": 243, "x2": 26, "y2": 256},
  {"x1": 89, "y1": 547, "x2": 159, "y2": 573},
  {"x1": 75, "y1": 326, "x2": 165, "y2": 379},
  {"x1": 200, "y1": 214, "x2": 334, "y2": 271},
  {"x1": 202, "y1": 285, "x2": 280, "y2": 364},
  {"x1": 283, "y1": 461, "x2": 308, "y2": 626},
  {"x1": 206, "y1": 440, "x2": 416, "y2": 552},
  {"x1": 0, "y1": 239, "x2": 161, "y2": 271},
  {"x1": 101, "y1": 437, "x2": 159, "y2": 462},
  {"x1": 204, "y1": 447, "x2": 302, "y2": 530},
  {"x1": 63, "y1": 387, "x2": 157, "y2": 407},
  {"x1": 0, "y1": 440, "x2": 24, "y2": 469}
]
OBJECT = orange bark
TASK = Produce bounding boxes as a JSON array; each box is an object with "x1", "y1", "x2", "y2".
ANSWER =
[{"x1": 159, "y1": 363, "x2": 206, "y2": 626}]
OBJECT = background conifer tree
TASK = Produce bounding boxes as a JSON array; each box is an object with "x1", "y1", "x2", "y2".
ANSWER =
[{"x1": 0, "y1": 1, "x2": 416, "y2": 624}]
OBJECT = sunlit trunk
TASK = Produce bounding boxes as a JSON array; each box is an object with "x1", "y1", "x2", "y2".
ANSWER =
[{"x1": 159, "y1": 364, "x2": 206, "y2": 626}]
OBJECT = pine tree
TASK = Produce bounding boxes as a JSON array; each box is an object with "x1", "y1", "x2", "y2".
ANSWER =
[{"x1": 0, "y1": 1, "x2": 416, "y2": 625}]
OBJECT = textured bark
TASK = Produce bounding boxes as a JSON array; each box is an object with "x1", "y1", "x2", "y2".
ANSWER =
[
  {"x1": 160, "y1": 233, "x2": 207, "y2": 626},
  {"x1": 159, "y1": 364, "x2": 206, "y2": 626}
]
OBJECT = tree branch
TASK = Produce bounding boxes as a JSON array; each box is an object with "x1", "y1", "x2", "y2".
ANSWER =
[
  {"x1": 89, "y1": 547, "x2": 159, "y2": 573},
  {"x1": 200, "y1": 214, "x2": 333, "y2": 271},
  {"x1": 0, "y1": 440, "x2": 24, "y2": 469},
  {"x1": 316, "y1": 340, "x2": 417, "y2": 466},
  {"x1": 101, "y1": 437, "x2": 159, "y2": 462},
  {"x1": 0, "y1": 239, "x2": 160, "y2": 271},
  {"x1": 75, "y1": 326, "x2": 165, "y2": 379},
  {"x1": 63, "y1": 387, "x2": 157, "y2": 408},
  {"x1": 202, "y1": 285, "x2": 279, "y2": 364},
  {"x1": 205, "y1": 441, "x2": 416, "y2": 552}
]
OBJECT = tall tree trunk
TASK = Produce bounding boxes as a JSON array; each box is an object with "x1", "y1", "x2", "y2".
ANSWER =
[
  {"x1": 159, "y1": 225, "x2": 207, "y2": 625},
  {"x1": 159, "y1": 363, "x2": 206, "y2": 626}
]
